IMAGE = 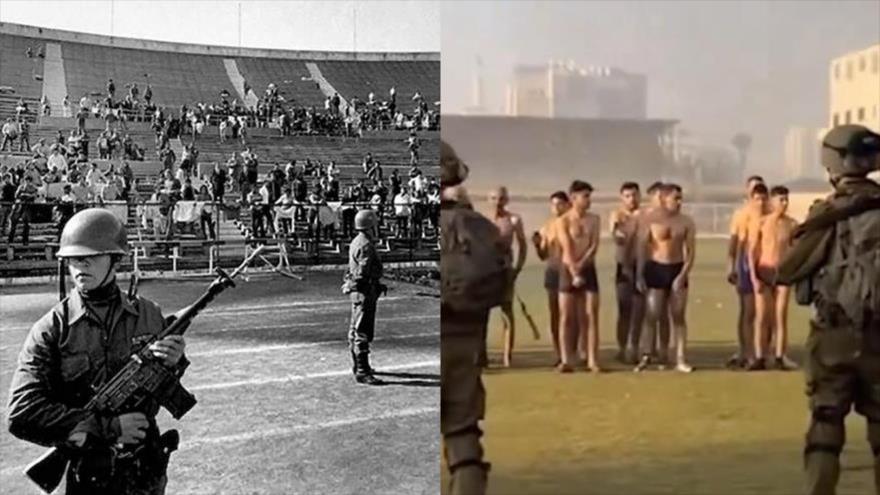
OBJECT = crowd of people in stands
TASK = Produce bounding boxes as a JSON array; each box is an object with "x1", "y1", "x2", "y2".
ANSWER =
[{"x1": 1, "y1": 67, "x2": 440, "y2": 250}]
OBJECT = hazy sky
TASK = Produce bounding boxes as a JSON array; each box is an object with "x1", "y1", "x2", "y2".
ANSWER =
[
  {"x1": 442, "y1": 0, "x2": 880, "y2": 173},
  {"x1": 0, "y1": 0, "x2": 440, "y2": 53}
]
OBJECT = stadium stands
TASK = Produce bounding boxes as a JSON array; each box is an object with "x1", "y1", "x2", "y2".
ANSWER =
[{"x1": 0, "y1": 23, "x2": 439, "y2": 278}]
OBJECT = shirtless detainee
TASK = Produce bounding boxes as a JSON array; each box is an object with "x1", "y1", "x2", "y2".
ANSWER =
[
  {"x1": 533, "y1": 191, "x2": 570, "y2": 366},
  {"x1": 488, "y1": 186, "x2": 527, "y2": 367},
  {"x1": 747, "y1": 185, "x2": 798, "y2": 371},
  {"x1": 557, "y1": 181, "x2": 602, "y2": 372},
  {"x1": 726, "y1": 175, "x2": 766, "y2": 368},
  {"x1": 609, "y1": 182, "x2": 643, "y2": 364},
  {"x1": 635, "y1": 183, "x2": 696, "y2": 373},
  {"x1": 638, "y1": 181, "x2": 671, "y2": 359}
]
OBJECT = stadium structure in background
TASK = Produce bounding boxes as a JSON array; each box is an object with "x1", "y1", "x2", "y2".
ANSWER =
[{"x1": 0, "y1": 21, "x2": 440, "y2": 279}]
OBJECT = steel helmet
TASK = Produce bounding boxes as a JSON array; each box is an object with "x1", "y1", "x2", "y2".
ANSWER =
[
  {"x1": 440, "y1": 140, "x2": 469, "y2": 188},
  {"x1": 57, "y1": 208, "x2": 129, "y2": 258},
  {"x1": 354, "y1": 209, "x2": 378, "y2": 231}
]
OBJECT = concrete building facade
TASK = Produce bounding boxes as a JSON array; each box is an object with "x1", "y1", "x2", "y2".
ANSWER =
[
  {"x1": 829, "y1": 43, "x2": 880, "y2": 132},
  {"x1": 508, "y1": 61, "x2": 647, "y2": 120},
  {"x1": 784, "y1": 126, "x2": 822, "y2": 179}
]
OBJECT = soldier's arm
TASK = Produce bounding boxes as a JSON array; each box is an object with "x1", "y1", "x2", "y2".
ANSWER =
[
  {"x1": 6, "y1": 313, "x2": 104, "y2": 446},
  {"x1": 513, "y1": 215, "x2": 527, "y2": 275}
]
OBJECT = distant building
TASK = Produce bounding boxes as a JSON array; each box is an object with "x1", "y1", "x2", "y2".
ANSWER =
[
  {"x1": 784, "y1": 126, "x2": 821, "y2": 179},
  {"x1": 507, "y1": 61, "x2": 647, "y2": 120},
  {"x1": 828, "y1": 43, "x2": 880, "y2": 132}
]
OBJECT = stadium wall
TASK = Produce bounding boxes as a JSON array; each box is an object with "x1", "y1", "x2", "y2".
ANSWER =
[{"x1": 0, "y1": 22, "x2": 439, "y2": 61}]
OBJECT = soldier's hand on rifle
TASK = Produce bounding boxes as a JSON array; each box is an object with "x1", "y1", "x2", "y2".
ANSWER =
[
  {"x1": 149, "y1": 335, "x2": 186, "y2": 367},
  {"x1": 115, "y1": 412, "x2": 149, "y2": 445}
]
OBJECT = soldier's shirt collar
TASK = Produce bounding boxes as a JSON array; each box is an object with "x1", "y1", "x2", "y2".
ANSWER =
[{"x1": 65, "y1": 287, "x2": 138, "y2": 325}]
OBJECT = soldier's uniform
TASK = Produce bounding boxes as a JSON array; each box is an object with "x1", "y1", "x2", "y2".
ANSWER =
[
  {"x1": 6, "y1": 209, "x2": 186, "y2": 495},
  {"x1": 344, "y1": 209, "x2": 385, "y2": 385},
  {"x1": 777, "y1": 125, "x2": 880, "y2": 495},
  {"x1": 441, "y1": 141, "x2": 500, "y2": 495}
]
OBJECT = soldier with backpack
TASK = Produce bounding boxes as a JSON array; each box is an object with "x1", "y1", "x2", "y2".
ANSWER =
[
  {"x1": 777, "y1": 124, "x2": 880, "y2": 495},
  {"x1": 440, "y1": 140, "x2": 510, "y2": 495}
]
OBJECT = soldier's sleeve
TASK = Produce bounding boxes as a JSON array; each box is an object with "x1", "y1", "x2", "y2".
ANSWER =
[
  {"x1": 351, "y1": 241, "x2": 369, "y2": 284},
  {"x1": 6, "y1": 312, "x2": 96, "y2": 446},
  {"x1": 777, "y1": 200, "x2": 834, "y2": 285}
]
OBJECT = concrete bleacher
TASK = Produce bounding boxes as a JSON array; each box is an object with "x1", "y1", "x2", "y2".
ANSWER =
[
  {"x1": 0, "y1": 33, "x2": 45, "y2": 99},
  {"x1": 235, "y1": 57, "x2": 326, "y2": 108},
  {"x1": 62, "y1": 42, "x2": 231, "y2": 107},
  {"x1": 319, "y1": 61, "x2": 440, "y2": 106}
]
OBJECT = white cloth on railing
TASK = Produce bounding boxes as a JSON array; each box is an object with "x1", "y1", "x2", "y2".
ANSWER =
[{"x1": 173, "y1": 201, "x2": 203, "y2": 223}]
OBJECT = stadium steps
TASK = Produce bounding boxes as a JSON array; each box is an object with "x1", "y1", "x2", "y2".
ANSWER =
[
  {"x1": 0, "y1": 33, "x2": 45, "y2": 99},
  {"x1": 235, "y1": 57, "x2": 325, "y2": 109},
  {"x1": 222, "y1": 59, "x2": 259, "y2": 109},
  {"x1": 41, "y1": 43, "x2": 67, "y2": 116},
  {"x1": 318, "y1": 60, "x2": 439, "y2": 107},
  {"x1": 304, "y1": 62, "x2": 349, "y2": 114}
]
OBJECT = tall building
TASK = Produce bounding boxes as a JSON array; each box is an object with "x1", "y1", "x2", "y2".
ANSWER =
[
  {"x1": 508, "y1": 61, "x2": 647, "y2": 119},
  {"x1": 828, "y1": 43, "x2": 880, "y2": 132},
  {"x1": 784, "y1": 126, "x2": 821, "y2": 179}
]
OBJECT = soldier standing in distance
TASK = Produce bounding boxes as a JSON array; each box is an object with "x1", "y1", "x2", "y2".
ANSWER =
[
  {"x1": 777, "y1": 125, "x2": 880, "y2": 495},
  {"x1": 6, "y1": 208, "x2": 187, "y2": 494},
  {"x1": 441, "y1": 140, "x2": 509, "y2": 495},
  {"x1": 343, "y1": 209, "x2": 386, "y2": 385}
]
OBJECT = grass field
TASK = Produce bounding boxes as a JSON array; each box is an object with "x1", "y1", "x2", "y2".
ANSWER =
[
  {"x1": 0, "y1": 269, "x2": 439, "y2": 495},
  {"x1": 443, "y1": 238, "x2": 873, "y2": 495}
]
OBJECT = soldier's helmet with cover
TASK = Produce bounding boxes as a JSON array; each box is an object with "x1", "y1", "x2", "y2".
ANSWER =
[
  {"x1": 354, "y1": 209, "x2": 378, "y2": 231},
  {"x1": 821, "y1": 125, "x2": 880, "y2": 178},
  {"x1": 440, "y1": 140, "x2": 469, "y2": 188},
  {"x1": 57, "y1": 208, "x2": 129, "y2": 258}
]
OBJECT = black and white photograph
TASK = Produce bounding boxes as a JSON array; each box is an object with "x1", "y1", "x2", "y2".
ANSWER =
[{"x1": 0, "y1": 1, "x2": 440, "y2": 493}]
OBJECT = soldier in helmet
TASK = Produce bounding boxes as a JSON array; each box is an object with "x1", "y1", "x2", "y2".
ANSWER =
[
  {"x1": 777, "y1": 125, "x2": 880, "y2": 495},
  {"x1": 441, "y1": 140, "x2": 509, "y2": 495},
  {"x1": 342, "y1": 209, "x2": 386, "y2": 385},
  {"x1": 6, "y1": 208, "x2": 188, "y2": 494}
]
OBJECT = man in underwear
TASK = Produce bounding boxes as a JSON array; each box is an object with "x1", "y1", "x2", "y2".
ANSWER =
[
  {"x1": 609, "y1": 181, "x2": 643, "y2": 364},
  {"x1": 636, "y1": 183, "x2": 696, "y2": 373},
  {"x1": 557, "y1": 180, "x2": 602, "y2": 372},
  {"x1": 532, "y1": 190, "x2": 571, "y2": 366},
  {"x1": 747, "y1": 185, "x2": 799, "y2": 371},
  {"x1": 488, "y1": 186, "x2": 527, "y2": 367},
  {"x1": 637, "y1": 181, "x2": 670, "y2": 360},
  {"x1": 726, "y1": 175, "x2": 766, "y2": 368}
]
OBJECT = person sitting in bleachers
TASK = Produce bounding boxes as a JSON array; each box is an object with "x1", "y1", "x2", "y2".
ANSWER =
[
  {"x1": 30, "y1": 138, "x2": 49, "y2": 161},
  {"x1": 15, "y1": 98, "x2": 29, "y2": 119},
  {"x1": 46, "y1": 146, "x2": 68, "y2": 175},
  {"x1": 43, "y1": 165, "x2": 63, "y2": 184}
]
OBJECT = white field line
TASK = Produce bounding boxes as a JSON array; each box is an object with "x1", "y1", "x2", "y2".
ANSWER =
[
  {"x1": 188, "y1": 330, "x2": 438, "y2": 358},
  {"x1": 190, "y1": 313, "x2": 437, "y2": 336},
  {"x1": 0, "y1": 404, "x2": 440, "y2": 477},
  {"x1": 201, "y1": 295, "x2": 414, "y2": 316},
  {"x1": 184, "y1": 405, "x2": 439, "y2": 448},
  {"x1": 189, "y1": 359, "x2": 439, "y2": 392}
]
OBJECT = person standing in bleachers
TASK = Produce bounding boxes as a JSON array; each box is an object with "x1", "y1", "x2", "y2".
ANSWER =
[
  {"x1": 248, "y1": 185, "x2": 266, "y2": 239},
  {"x1": 0, "y1": 173, "x2": 16, "y2": 238},
  {"x1": 7, "y1": 175, "x2": 37, "y2": 245},
  {"x1": 1, "y1": 118, "x2": 18, "y2": 152},
  {"x1": 107, "y1": 78, "x2": 116, "y2": 98},
  {"x1": 54, "y1": 184, "x2": 76, "y2": 240},
  {"x1": 393, "y1": 186, "x2": 412, "y2": 238},
  {"x1": 18, "y1": 119, "x2": 31, "y2": 153},
  {"x1": 62, "y1": 95, "x2": 71, "y2": 118}
]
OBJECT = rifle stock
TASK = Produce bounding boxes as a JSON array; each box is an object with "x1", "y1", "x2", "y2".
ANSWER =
[
  {"x1": 25, "y1": 446, "x2": 69, "y2": 494},
  {"x1": 23, "y1": 246, "x2": 266, "y2": 492}
]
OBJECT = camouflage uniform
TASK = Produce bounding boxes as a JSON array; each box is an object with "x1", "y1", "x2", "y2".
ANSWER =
[
  {"x1": 440, "y1": 141, "x2": 492, "y2": 495},
  {"x1": 778, "y1": 125, "x2": 880, "y2": 495}
]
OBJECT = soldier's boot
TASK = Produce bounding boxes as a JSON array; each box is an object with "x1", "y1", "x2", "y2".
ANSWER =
[
  {"x1": 867, "y1": 420, "x2": 880, "y2": 493},
  {"x1": 355, "y1": 353, "x2": 382, "y2": 385},
  {"x1": 804, "y1": 407, "x2": 845, "y2": 495},
  {"x1": 445, "y1": 427, "x2": 490, "y2": 495}
]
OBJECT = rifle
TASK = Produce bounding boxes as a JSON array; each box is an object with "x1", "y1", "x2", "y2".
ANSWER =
[
  {"x1": 24, "y1": 245, "x2": 266, "y2": 494},
  {"x1": 516, "y1": 293, "x2": 541, "y2": 340}
]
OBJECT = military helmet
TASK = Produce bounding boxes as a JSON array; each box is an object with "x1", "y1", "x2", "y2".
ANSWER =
[
  {"x1": 354, "y1": 209, "x2": 378, "y2": 231},
  {"x1": 57, "y1": 208, "x2": 129, "y2": 258},
  {"x1": 440, "y1": 140, "x2": 469, "y2": 188},
  {"x1": 821, "y1": 125, "x2": 880, "y2": 178}
]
